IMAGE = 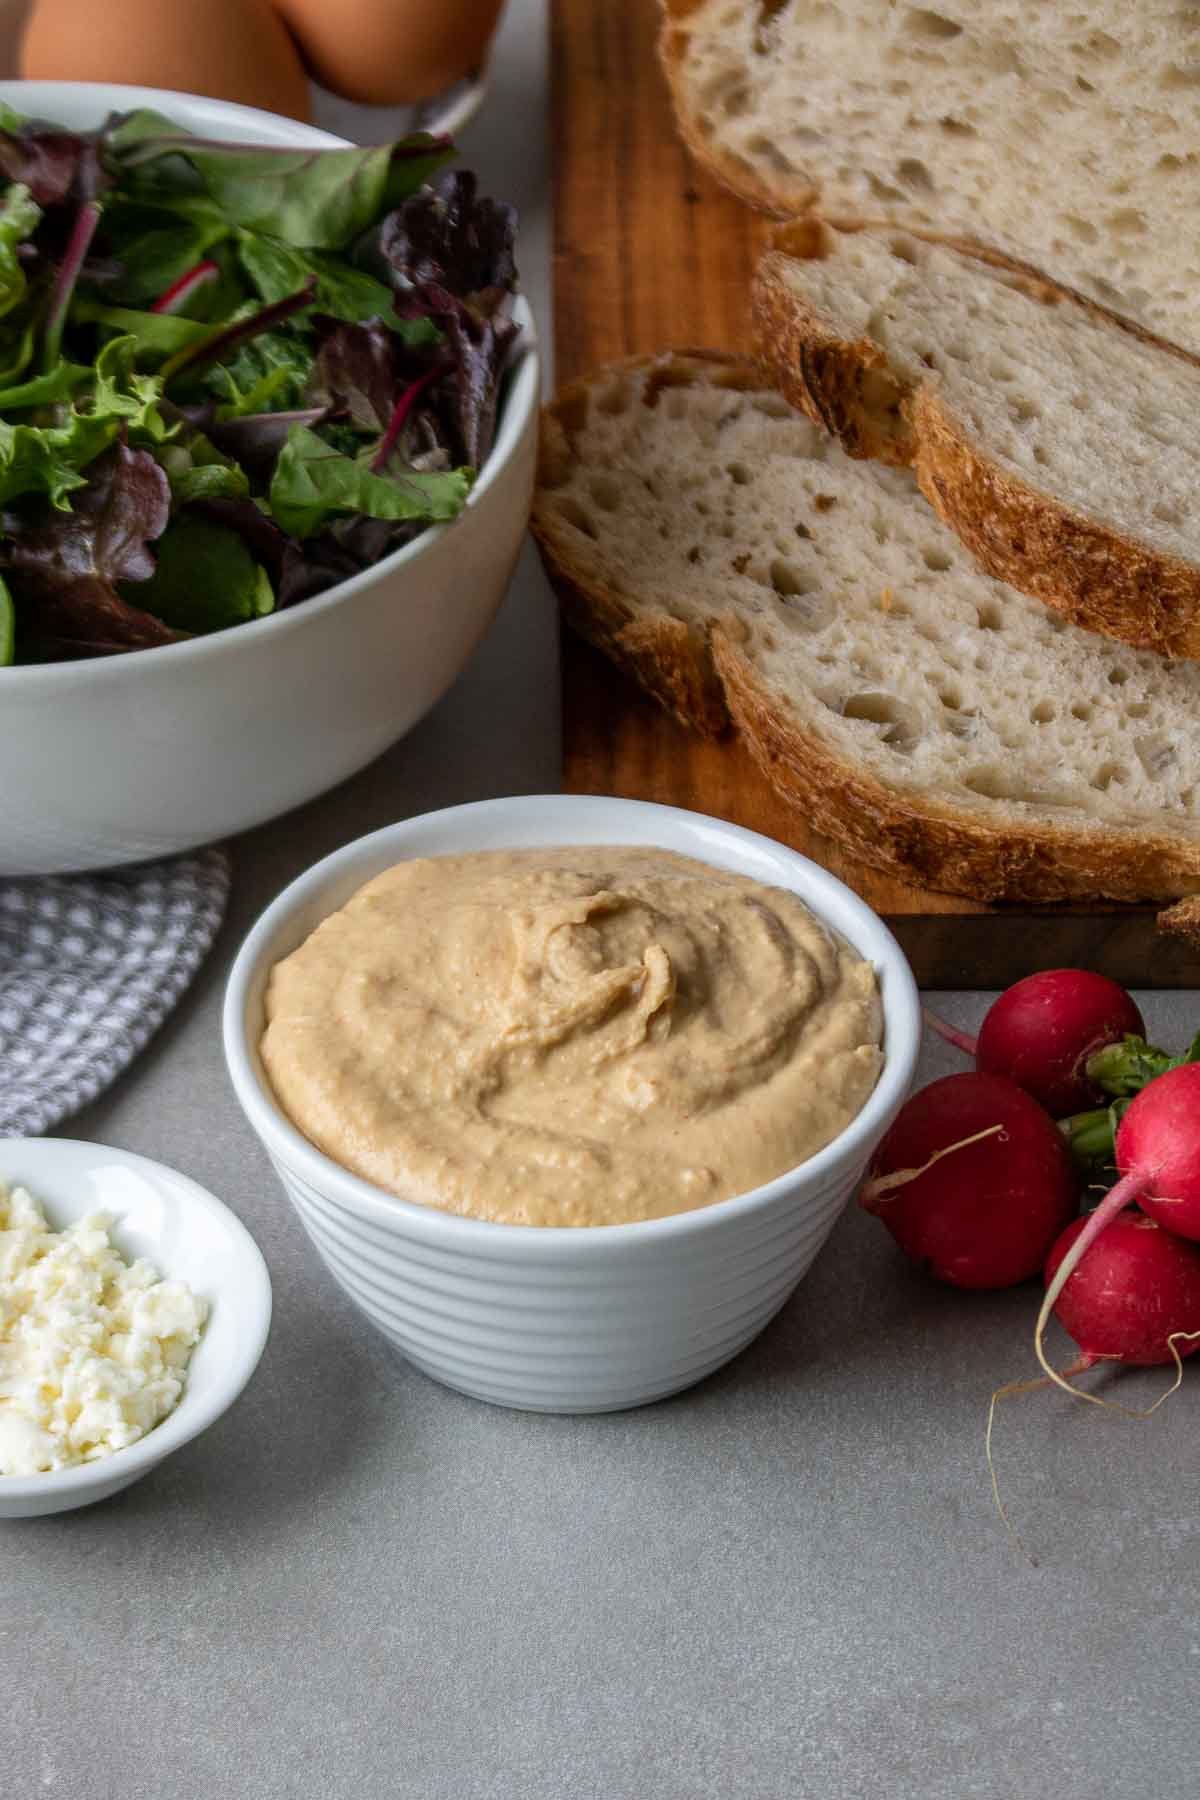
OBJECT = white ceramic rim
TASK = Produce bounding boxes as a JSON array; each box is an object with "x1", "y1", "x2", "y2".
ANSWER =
[
  {"x1": 0, "y1": 1138, "x2": 273, "y2": 1507},
  {"x1": 0, "y1": 80, "x2": 540, "y2": 690},
  {"x1": 223, "y1": 797, "x2": 922, "y2": 1258}
]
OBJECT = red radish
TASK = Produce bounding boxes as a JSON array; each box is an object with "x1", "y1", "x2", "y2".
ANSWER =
[
  {"x1": 150, "y1": 258, "x2": 221, "y2": 316},
  {"x1": 927, "y1": 970, "x2": 1145, "y2": 1116},
  {"x1": 861, "y1": 1073, "x2": 1077, "y2": 1289},
  {"x1": 1044, "y1": 1212, "x2": 1200, "y2": 1368},
  {"x1": 1036, "y1": 1062, "x2": 1200, "y2": 1390}
]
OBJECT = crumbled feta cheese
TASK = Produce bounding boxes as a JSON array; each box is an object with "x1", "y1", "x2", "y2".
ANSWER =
[{"x1": 0, "y1": 1182, "x2": 207, "y2": 1477}]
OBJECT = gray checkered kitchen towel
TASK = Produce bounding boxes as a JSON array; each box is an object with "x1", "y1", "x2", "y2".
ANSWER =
[{"x1": 0, "y1": 849, "x2": 231, "y2": 1136}]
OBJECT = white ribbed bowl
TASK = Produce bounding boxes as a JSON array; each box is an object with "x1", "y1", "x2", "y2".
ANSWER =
[{"x1": 223, "y1": 797, "x2": 920, "y2": 1412}]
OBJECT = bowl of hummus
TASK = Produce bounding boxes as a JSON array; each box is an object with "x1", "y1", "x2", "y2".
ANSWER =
[{"x1": 223, "y1": 796, "x2": 920, "y2": 1413}]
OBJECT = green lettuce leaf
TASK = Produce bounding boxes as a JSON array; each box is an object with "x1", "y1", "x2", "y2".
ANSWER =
[
  {"x1": 0, "y1": 361, "x2": 92, "y2": 410},
  {"x1": 0, "y1": 183, "x2": 41, "y2": 320},
  {"x1": 113, "y1": 132, "x2": 453, "y2": 251},
  {"x1": 0, "y1": 573, "x2": 13, "y2": 665},
  {"x1": 0, "y1": 335, "x2": 171, "y2": 507},
  {"x1": 0, "y1": 315, "x2": 35, "y2": 386},
  {"x1": 92, "y1": 335, "x2": 172, "y2": 439},
  {"x1": 204, "y1": 328, "x2": 313, "y2": 414},
  {"x1": 124, "y1": 514, "x2": 273, "y2": 632},
  {"x1": 268, "y1": 423, "x2": 470, "y2": 538},
  {"x1": 157, "y1": 432, "x2": 250, "y2": 505},
  {"x1": 0, "y1": 413, "x2": 109, "y2": 508}
]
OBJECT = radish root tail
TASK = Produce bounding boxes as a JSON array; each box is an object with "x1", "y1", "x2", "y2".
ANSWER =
[
  {"x1": 986, "y1": 1358, "x2": 1095, "y2": 1567},
  {"x1": 1033, "y1": 1170, "x2": 1144, "y2": 1402},
  {"x1": 859, "y1": 1124, "x2": 1005, "y2": 1211},
  {"x1": 922, "y1": 1008, "x2": 979, "y2": 1058}
]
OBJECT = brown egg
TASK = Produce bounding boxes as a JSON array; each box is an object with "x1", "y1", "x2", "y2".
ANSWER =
[
  {"x1": 274, "y1": 0, "x2": 504, "y2": 106},
  {"x1": 22, "y1": 0, "x2": 314, "y2": 120},
  {"x1": 21, "y1": 0, "x2": 506, "y2": 116}
]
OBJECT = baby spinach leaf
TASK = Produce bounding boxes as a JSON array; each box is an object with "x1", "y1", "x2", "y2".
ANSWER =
[
  {"x1": 101, "y1": 109, "x2": 182, "y2": 158},
  {"x1": 268, "y1": 423, "x2": 470, "y2": 538},
  {"x1": 122, "y1": 513, "x2": 272, "y2": 632},
  {"x1": 236, "y1": 230, "x2": 396, "y2": 325},
  {"x1": 114, "y1": 133, "x2": 453, "y2": 250},
  {"x1": 188, "y1": 496, "x2": 288, "y2": 581},
  {"x1": 96, "y1": 200, "x2": 231, "y2": 309}
]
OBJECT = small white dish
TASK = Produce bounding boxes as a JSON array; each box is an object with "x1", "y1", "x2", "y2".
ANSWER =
[
  {"x1": 0, "y1": 1139, "x2": 272, "y2": 1518},
  {"x1": 224, "y1": 795, "x2": 921, "y2": 1414}
]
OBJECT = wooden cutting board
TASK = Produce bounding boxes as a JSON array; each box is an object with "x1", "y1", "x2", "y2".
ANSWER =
[{"x1": 548, "y1": 0, "x2": 1199, "y2": 989}]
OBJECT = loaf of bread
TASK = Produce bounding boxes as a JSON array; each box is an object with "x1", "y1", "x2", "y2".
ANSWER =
[
  {"x1": 532, "y1": 352, "x2": 1200, "y2": 904},
  {"x1": 753, "y1": 218, "x2": 1200, "y2": 659},
  {"x1": 659, "y1": 0, "x2": 1200, "y2": 345}
]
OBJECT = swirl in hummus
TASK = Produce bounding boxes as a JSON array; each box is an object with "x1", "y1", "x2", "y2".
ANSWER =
[{"x1": 259, "y1": 847, "x2": 884, "y2": 1227}]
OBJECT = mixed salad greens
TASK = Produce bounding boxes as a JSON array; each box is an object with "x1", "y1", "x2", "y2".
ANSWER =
[{"x1": 0, "y1": 105, "x2": 519, "y2": 663}]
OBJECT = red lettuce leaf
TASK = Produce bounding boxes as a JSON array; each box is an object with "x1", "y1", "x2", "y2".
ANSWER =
[
  {"x1": 364, "y1": 171, "x2": 517, "y2": 306},
  {"x1": 276, "y1": 514, "x2": 423, "y2": 609},
  {"x1": 392, "y1": 282, "x2": 518, "y2": 468},
  {"x1": 197, "y1": 406, "x2": 328, "y2": 486},
  {"x1": 0, "y1": 442, "x2": 178, "y2": 655},
  {"x1": 305, "y1": 315, "x2": 403, "y2": 434},
  {"x1": 0, "y1": 124, "x2": 97, "y2": 207}
]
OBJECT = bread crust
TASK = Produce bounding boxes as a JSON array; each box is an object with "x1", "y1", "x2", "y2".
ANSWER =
[
  {"x1": 753, "y1": 226, "x2": 1200, "y2": 659},
  {"x1": 713, "y1": 634, "x2": 1200, "y2": 904},
  {"x1": 531, "y1": 350, "x2": 1200, "y2": 904},
  {"x1": 657, "y1": 5, "x2": 817, "y2": 217},
  {"x1": 532, "y1": 354, "x2": 733, "y2": 736},
  {"x1": 1157, "y1": 896, "x2": 1200, "y2": 947}
]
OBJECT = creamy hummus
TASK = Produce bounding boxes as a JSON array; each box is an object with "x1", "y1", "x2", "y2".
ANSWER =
[{"x1": 260, "y1": 847, "x2": 883, "y2": 1227}]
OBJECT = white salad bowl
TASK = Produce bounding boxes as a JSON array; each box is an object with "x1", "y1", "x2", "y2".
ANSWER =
[
  {"x1": 0, "y1": 1137, "x2": 272, "y2": 1518},
  {"x1": 0, "y1": 82, "x2": 539, "y2": 875},
  {"x1": 223, "y1": 796, "x2": 921, "y2": 1414}
]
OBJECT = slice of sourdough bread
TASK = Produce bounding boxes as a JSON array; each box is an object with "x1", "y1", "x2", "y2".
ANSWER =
[
  {"x1": 658, "y1": 0, "x2": 1200, "y2": 346},
  {"x1": 531, "y1": 352, "x2": 1200, "y2": 904},
  {"x1": 753, "y1": 218, "x2": 1200, "y2": 659}
]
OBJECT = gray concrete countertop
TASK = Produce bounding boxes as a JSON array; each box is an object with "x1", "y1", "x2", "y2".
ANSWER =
[{"x1": 6, "y1": 8, "x2": 1199, "y2": 1798}]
